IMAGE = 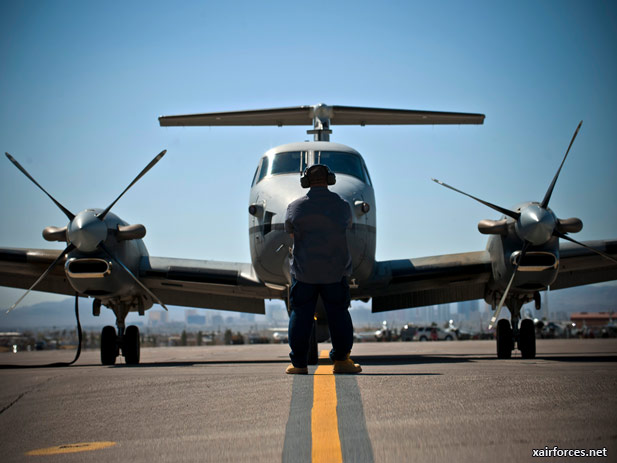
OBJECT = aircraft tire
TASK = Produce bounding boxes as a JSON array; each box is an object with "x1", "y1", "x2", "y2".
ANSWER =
[
  {"x1": 519, "y1": 319, "x2": 536, "y2": 359},
  {"x1": 101, "y1": 325, "x2": 118, "y2": 366},
  {"x1": 307, "y1": 323, "x2": 318, "y2": 365},
  {"x1": 496, "y1": 319, "x2": 512, "y2": 359},
  {"x1": 123, "y1": 325, "x2": 140, "y2": 365}
]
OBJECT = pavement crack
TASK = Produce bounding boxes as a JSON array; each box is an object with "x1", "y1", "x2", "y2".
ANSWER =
[
  {"x1": 0, "y1": 375, "x2": 57, "y2": 417},
  {"x1": 0, "y1": 392, "x2": 27, "y2": 416}
]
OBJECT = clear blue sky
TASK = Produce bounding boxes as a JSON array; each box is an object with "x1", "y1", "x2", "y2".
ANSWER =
[{"x1": 1, "y1": 0, "x2": 616, "y2": 312}]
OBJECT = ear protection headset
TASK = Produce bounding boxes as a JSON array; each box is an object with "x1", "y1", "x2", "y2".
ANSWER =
[{"x1": 300, "y1": 164, "x2": 336, "y2": 188}]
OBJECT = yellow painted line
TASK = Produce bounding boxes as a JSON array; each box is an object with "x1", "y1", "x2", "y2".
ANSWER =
[
  {"x1": 26, "y1": 441, "x2": 116, "y2": 456},
  {"x1": 312, "y1": 349, "x2": 342, "y2": 463}
]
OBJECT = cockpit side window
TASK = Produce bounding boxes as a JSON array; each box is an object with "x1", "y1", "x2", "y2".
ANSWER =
[
  {"x1": 317, "y1": 151, "x2": 368, "y2": 183},
  {"x1": 256, "y1": 156, "x2": 269, "y2": 184},
  {"x1": 251, "y1": 165, "x2": 259, "y2": 186},
  {"x1": 271, "y1": 151, "x2": 304, "y2": 175},
  {"x1": 361, "y1": 159, "x2": 373, "y2": 186}
]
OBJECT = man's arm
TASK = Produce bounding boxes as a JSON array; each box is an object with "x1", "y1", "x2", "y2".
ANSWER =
[
  {"x1": 285, "y1": 204, "x2": 294, "y2": 239},
  {"x1": 345, "y1": 201, "x2": 353, "y2": 229}
]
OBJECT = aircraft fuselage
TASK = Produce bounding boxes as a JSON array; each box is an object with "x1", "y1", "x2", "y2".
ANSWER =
[{"x1": 247, "y1": 141, "x2": 376, "y2": 287}]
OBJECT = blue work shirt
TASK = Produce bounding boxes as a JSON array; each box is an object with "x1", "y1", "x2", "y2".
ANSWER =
[{"x1": 285, "y1": 186, "x2": 353, "y2": 284}]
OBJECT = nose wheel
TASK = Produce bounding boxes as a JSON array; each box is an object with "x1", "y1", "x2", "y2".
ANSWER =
[{"x1": 100, "y1": 325, "x2": 141, "y2": 365}]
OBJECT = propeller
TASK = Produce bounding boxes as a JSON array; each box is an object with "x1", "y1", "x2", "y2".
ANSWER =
[
  {"x1": 6, "y1": 243, "x2": 75, "y2": 313},
  {"x1": 5, "y1": 153, "x2": 75, "y2": 220},
  {"x1": 5, "y1": 150, "x2": 168, "y2": 312},
  {"x1": 434, "y1": 121, "x2": 616, "y2": 325},
  {"x1": 98, "y1": 149, "x2": 167, "y2": 220},
  {"x1": 540, "y1": 121, "x2": 582, "y2": 209},
  {"x1": 554, "y1": 231, "x2": 617, "y2": 265},
  {"x1": 431, "y1": 178, "x2": 520, "y2": 220}
]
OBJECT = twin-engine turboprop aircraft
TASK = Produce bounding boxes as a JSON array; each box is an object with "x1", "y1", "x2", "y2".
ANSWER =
[{"x1": 1, "y1": 104, "x2": 616, "y2": 365}]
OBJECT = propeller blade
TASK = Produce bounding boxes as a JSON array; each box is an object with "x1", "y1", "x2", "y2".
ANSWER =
[
  {"x1": 432, "y1": 178, "x2": 520, "y2": 220},
  {"x1": 540, "y1": 121, "x2": 582, "y2": 209},
  {"x1": 5, "y1": 153, "x2": 75, "y2": 221},
  {"x1": 488, "y1": 268, "x2": 517, "y2": 331},
  {"x1": 99, "y1": 243, "x2": 169, "y2": 311},
  {"x1": 6, "y1": 244, "x2": 75, "y2": 313},
  {"x1": 554, "y1": 231, "x2": 617, "y2": 265},
  {"x1": 98, "y1": 150, "x2": 167, "y2": 220},
  {"x1": 488, "y1": 241, "x2": 531, "y2": 330}
]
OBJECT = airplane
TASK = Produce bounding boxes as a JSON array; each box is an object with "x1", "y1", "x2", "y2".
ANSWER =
[{"x1": 1, "y1": 104, "x2": 616, "y2": 365}]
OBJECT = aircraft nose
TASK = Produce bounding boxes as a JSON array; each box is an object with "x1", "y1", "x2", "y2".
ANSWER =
[
  {"x1": 67, "y1": 210, "x2": 108, "y2": 252},
  {"x1": 515, "y1": 204, "x2": 556, "y2": 245}
]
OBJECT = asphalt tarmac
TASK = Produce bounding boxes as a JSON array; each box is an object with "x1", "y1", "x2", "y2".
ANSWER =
[{"x1": 0, "y1": 339, "x2": 615, "y2": 463}]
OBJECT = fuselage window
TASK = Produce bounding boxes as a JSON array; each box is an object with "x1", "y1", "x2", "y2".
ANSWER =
[
  {"x1": 271, "y1": 151, "x2": 304, "y2": 175},
  {"x1": 257, "y1": 156, "x2": 269, "y2": 183},
  {"x1": 317, "y1": 151, "x2": 367, "y2": 183}
]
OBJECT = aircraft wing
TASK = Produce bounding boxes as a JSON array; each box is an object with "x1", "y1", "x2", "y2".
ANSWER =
[
  {"x1": 0, "y1": 248, "x2": 75, "y2": 297},
  {"x1": 549, "y1": 239, "x2": 617, "y2": 290},
  {"x1": 0, "y1": 248, "x2": 284, "y2": 315},
  {"x1": 363, "y1": 239, "x2": 617, "y2": 313},
  {"x1": 362, "y1": 250, "x2": 493, "y2": 313},
  {"x1": 139, "y1": 256, "x2": 284, "y2": 314}
]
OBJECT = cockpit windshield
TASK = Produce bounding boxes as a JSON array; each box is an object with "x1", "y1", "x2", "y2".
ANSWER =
[
  {"x1": 254, "y1": 149, "x2": 371, "y2": 185},
  {"x1": 271, "y1": 151, "x2": 305, "y2": 175},
  {"x1": 316, "y1": 151, "x2": 370, "y2": 184}
]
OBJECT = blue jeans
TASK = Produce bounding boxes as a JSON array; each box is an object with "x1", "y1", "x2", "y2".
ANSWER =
[{"x1": 288, "y1": 277, "x2": 354, "y2": 368}]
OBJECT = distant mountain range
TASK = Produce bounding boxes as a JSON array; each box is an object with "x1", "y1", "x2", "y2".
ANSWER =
[
  {"x1": 1, "y1": 283, "x2": 615, "y2": 331},
  {"x1": 547, "y1": 283, "x2": 616, "y2": 313},
  {"x1": 1, "y1": 298, "x2": 118, "y2": 331}
]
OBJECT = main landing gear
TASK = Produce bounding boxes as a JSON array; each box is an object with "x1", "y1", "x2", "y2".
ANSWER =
[
  {"x1": 495, "y1": 299, "x2": 536, "y2": 359},
  {"x1": 100, "y1": 325, "x2": 141, "y2": 365},
  {"x1": 100, "y1": 304, "x2": 141, "y2": 365}
]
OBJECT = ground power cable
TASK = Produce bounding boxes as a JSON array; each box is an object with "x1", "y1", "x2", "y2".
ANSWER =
[{"x1": 0, "y1": 294, "x2": 82, "y2": 369}]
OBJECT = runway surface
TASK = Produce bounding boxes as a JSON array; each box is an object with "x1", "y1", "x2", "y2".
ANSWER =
[{"x1": 0, "y1": 339, "x2": 615, "y2": 462}]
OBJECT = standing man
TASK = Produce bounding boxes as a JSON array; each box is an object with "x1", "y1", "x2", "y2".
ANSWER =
[{"x1": 284, "y1": 164, "x2": 362, "y2": 374}]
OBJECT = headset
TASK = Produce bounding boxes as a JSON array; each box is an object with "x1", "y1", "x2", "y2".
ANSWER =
[{"x1": 300, "y1": 164, "x2": 336, "y2": 188}]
